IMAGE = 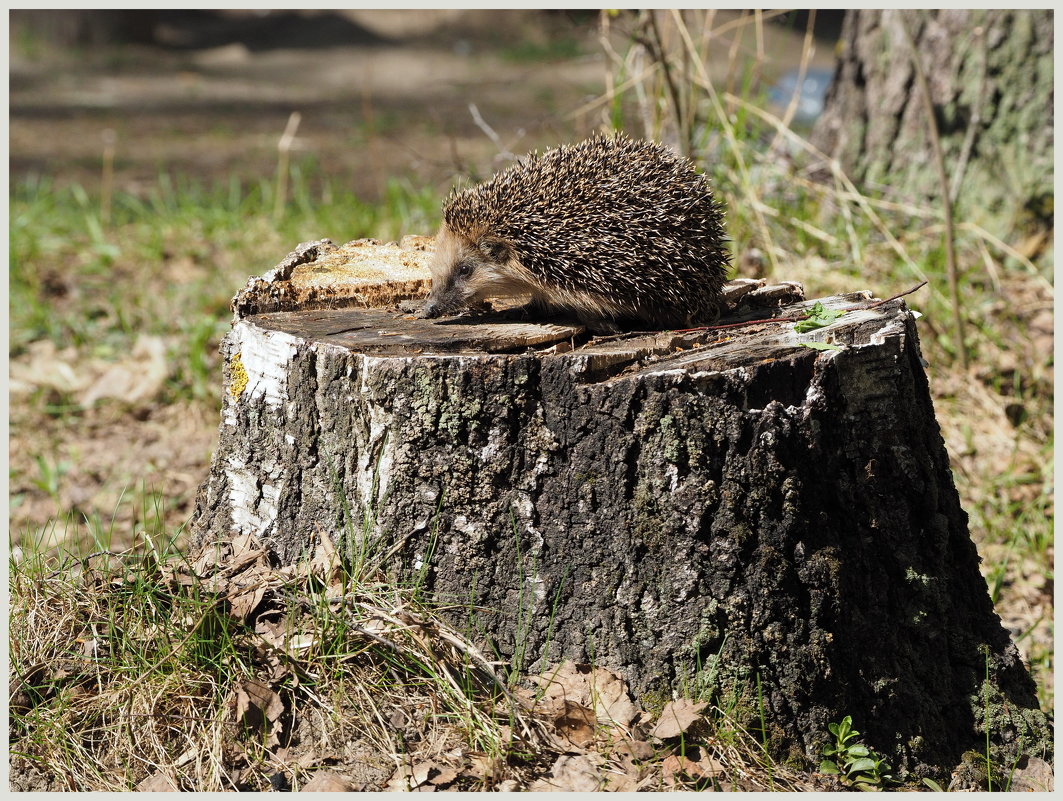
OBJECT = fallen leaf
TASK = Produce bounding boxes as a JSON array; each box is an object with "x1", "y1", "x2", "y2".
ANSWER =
[
  {"x1": 1009, "y1": 756, "x2": 1053, "y2": 792},
  {"x1": 9, "y1": 340, "x2": 88, "y2": 396},
  {"x1": 230, "y1": 532, "x2": 264, "y2": 561},
  {"x1": 603, "y1": 773, "x2": 638, "y2": 791},
  {"x1": 428, "y1": 766, "x2": 458, "y2": 788},
  {"x1": 385, "y1": 765, "x2": 411, "y2": 791},
  {"x1": 80, "y1": 334, "x2": 170, "y2": 407},
  {"x1": 528, "y1": 754, "x2": 604, "y2": 792},
  {"x1": 463, "y1": 753, "x2": 503, "y2": 782},
  {"x1": 409, "y1": 761, "x2": 434, "y2": 789},
  {"x1": 661, "y1": 747, "x2": 724, "y2": 787},
  {"x1": 255, "y1": 617, "x2": 289, "y2": 649},
  {"x1": 234, "y1": 677, "x2": 285, "y2": 741},
  {"x1": 228, "y1": 583, "x2": 267, "y2": 623},
  {"x1": 136, "y1": 771, "x2": 179, "y2": 791},
  {"x1": 300, "y1": 770, "x2": 357, "y2": 792},
  {"x1": 554, "y1": 700, "x2": 597, "y2": 748},
  {"x1": 614, "y1": 738, "x2": 655, "y2": 762},
  {"x1": 531, "y1": 661, "x2": 638, "y2": 729},
  {"x1": 649, "y1": 698, "x2": 708, "y2": 739},
  {"x1": 191, "y1": 543, "x2": 231, "y2": 576}
]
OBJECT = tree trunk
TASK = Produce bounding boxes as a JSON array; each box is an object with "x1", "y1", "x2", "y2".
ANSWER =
[
  {"x1": 191, "y1": 238, "x2": 1050, "y2": 778},
  {"x1": 811, "y1": 9, "x2": 1053, "y2": 230}
]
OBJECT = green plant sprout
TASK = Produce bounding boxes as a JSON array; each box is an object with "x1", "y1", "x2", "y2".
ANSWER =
[
  {"x1": 794, "y1": 301, "x2": 845, "y2": 333},
  {"x1": 819, "y1": 715, "x2": 895, "y2": 790}
]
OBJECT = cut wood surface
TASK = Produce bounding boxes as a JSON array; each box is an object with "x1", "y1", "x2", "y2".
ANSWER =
[{"x1": 191, "y1": 238, "x2": 1050, "y2": 776}]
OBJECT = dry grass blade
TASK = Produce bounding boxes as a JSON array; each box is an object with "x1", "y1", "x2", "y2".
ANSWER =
[
  {"x1": 719, "y1": 89, "x2": 929, "y2": 281},
  {"x1": 769, "y1": 9, "x2": 817, "y2": 152},
  {"x1": 11, "y1": 533, "x2": 859, "y2": 792},
  {"x1": 668, "y1": 10, "x2": 780, "y2": 274}
]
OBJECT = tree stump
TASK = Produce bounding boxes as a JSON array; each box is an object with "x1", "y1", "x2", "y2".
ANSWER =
[{"x1": 191, "y1": 237, "x2": 1050, "y2": 777}]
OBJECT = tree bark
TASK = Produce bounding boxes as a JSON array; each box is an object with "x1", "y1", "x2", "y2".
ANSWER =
[
  {"x1": 191, "y1": 238, "x2": 1050, "y2": 778},
  {"x1": 811, "y1": 9, "x2": 1053, "y2": 228}
]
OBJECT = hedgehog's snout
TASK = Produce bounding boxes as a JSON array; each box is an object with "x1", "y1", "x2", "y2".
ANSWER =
[
  {"x1": 422, "y1": 276, "x2": 474, "y2": 320},
  {"x1": 421, "y1": 297, "x2": 442, "y2": 319}
]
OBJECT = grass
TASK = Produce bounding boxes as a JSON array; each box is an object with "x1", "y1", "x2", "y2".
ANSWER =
[
  {"x1": 10, "y1": 169, "x2": 439, "y2": 361},
  {"x1": 8, "y1": 526, "x2": 517, "y2": 790},
  {"x1": 9, "y1": 8, "x2": 1052, "y2": 792}
]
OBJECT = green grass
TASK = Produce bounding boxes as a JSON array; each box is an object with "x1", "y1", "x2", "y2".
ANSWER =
[
  {"x1": 10, "y1": 169, "x2": 440, "y2": 368},
  {"x1": 7, "y1": 512, "x2": 527, "y2": 791},
  {"x1": 500, "y1": 35, "x2": 585, "y2": 63}
]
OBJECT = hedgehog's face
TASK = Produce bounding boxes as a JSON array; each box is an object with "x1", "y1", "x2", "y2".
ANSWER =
[{"x1": 422, "y1": 224, "x2": 535, "y2": 319}]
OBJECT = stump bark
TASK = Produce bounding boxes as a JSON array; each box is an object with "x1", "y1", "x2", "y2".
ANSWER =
[{"x1": 191, "y1": 237, "x2": 1049, "y2": 777}]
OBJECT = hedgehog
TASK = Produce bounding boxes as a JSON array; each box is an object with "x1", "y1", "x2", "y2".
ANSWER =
[{"x1": 421, "y1": 132, "x2": 731, "y2": 332}]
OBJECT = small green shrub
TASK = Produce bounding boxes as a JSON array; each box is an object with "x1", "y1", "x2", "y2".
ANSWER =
[{"x1": 819, "y1": 715, "x2": 895, "y2": 790}]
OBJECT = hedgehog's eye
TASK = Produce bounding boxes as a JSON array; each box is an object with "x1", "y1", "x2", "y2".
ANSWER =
[{"x1": 456, "y1": 259, "x2": 476, "y2": 278}]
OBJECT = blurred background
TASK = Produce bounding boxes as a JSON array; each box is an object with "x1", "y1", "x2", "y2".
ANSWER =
[
  {"x1": 9, "y1": 9, "x2": 839, "y2": 199},
  {"x1": 8, "y1": 10, "x2": 1052, "y2": 707}
]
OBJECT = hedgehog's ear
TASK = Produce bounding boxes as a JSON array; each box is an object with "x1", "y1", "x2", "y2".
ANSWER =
[{"x1": 478, "y1": 237, "x2": 512, "y2": 262}]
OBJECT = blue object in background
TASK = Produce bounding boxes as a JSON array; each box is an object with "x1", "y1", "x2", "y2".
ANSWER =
[{"x1": 768, "y1": 67, "x2": 834, "y2": 123}]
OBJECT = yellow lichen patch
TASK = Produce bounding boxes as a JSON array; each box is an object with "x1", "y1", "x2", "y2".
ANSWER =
[{"x1": 228, "y1": 352, "x2": 249, "y2": 399}]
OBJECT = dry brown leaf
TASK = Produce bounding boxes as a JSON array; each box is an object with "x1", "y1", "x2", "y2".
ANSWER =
[
  {"x1": 135, "y1": 771, "x2": 179, "y2": 791},
  {"x1": 234, "y1": 677, "x2": 286, "y2": 742},
  {"x1": 1009, "y1": 756, "x2": 1053, "y2": 792},
  {"x1": 599, "y1": 737, "x2": 654, "y2": 791},
  {"x1": 385, "y1": 765, "x2": 411, "y2": 792},
  {"x1": 615, "y1": 738, "x2": 655, "y2": 762},
  {"x1": 228, "y1": 583, "x2": 267, "y2": 623},
  {"x1": 191, "y1": 543, "x2": 231, "y2": 576},
  {"x1": 310, "y1": 529, "x2": 345, "y2": 594},
  {"x1": 532, "y1": 661, "x2": 638, "y2": 728},
  {"x1": 230, "y1": 532, "x2": 265, "y2": 560},
  {"x1": 528, "y1": 754, "x2": 604, "y2": 792},
  {"x1": 511, "y1": 684, "x2": 537, "y2": 711},
  {"x1": 9, "y1": 340, "x2": 88, "y2": 396},
  {"x1": 554, "y1": 700, "x2": 597, "y2": 749},
  {"x1": 409, "y1": 761, "x2": 434, "y2": 789},
  {"x1": 427, "y1": 766, "x2": 458, "y2": 788},
  {"x1": 390, "y1": 761, "x2": 458, "y2": 792},
  {"x1": 602, "y1": 769, "x2": 639, "y2": 792},
  {"x1": 463, "y1": 753, "x2": 503, "y2": 782},
  {"x1": 649, "y1": 698, "x2": 708, "y2": 739},
  {"x1": 80, "y1": 335, "x2": 170, "y2": 407},
  {"x1": 661, "y1": 747, "x2": 724, "y2": 787},
  {"x1": 605, "y1": 737, "x2": 656, "y2": 787},
  {"x1": 300, "y1": 770, "x2": 357, "y2": 792},
  {"x1": 255, "y1": 617, "x2": 290, "y2": 649}
]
